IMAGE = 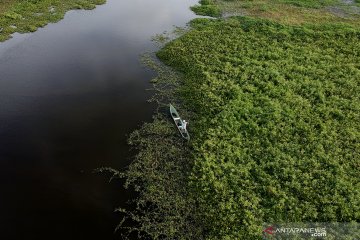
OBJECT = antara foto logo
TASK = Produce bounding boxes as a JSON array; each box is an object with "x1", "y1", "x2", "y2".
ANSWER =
[{"x1": 263, "y1": 226, "x2": 275, "y2": 238}]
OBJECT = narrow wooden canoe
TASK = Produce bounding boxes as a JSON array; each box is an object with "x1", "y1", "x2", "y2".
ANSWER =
[{"x1": 169, "y1": 104, "x2": 190, "y2": 141}]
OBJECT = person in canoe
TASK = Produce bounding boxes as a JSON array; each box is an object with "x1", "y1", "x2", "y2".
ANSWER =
[
  {"x1": 179, "y1": 120, "x2": 188, "y2": 132},
  {"x1": 170, "y1": 104, "x2": 190, "y2": 140}
]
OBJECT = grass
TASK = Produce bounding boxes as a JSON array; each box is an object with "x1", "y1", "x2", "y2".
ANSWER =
[{"x1": 0, "y1": 0, "x2": 105, "y2": 42}]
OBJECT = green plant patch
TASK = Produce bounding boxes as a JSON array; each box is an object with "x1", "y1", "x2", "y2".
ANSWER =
[
  {"x1": 211, "y1": 0, "x2": 360, "y2": 26},
  {"x1": 157, "y1": 17, "x2": 360, "y2": 239},
  {"x1": 276, "y1": 0, "x2": 339, "y2": 8},
  {"x1": 0, "y1": 0, "x2": 105, "y2": 42},
  {"x1": 191, "y1": 4, "x2": 222, "y2": 17}
]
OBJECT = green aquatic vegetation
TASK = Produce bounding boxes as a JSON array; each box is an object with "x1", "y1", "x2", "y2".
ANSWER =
[
  {"x1": 100, "y1": 116, "x2": 201, "y2": 239},
  {"x1": 100, "y1": 56, "x2": 207, "y2": 239},
  {"x1": 113, "y1": 1, "x2": 360, "y2": 239},
  {"x1": 157, "y1": 17, "x2": 360, "y2": 239},
  {"x1": 121, "y1": 117, "x2": 203, "y2": 239},
  {"x1": 276, "y1": 0, "x2": 339, "y2": 8},
  {"x1": 191, "y1": 0, "x2": 221, "y2": 17},
  {"x1": 0, "y1": 0, "x2": 105, "y2": 42},
  {"x1": 190, "y1": 4, "x2": 221, "y2": 17},
  {"x1": 215, "y1": 0, "x2": 360, "y2": 26}
]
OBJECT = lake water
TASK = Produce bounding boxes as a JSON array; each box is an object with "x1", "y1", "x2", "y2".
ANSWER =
[{"x1": 0, "y1": 0, "x2": 197, "y2": 239}]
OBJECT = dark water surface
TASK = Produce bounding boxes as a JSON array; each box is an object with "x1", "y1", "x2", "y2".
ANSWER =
[{"x1": 0, "y1": 0, "x2": 197, "y2": 239}]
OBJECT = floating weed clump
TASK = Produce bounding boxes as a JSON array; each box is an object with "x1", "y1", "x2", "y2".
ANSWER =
[
  {"x1": 99, "y1": 55, "x2": 205, "y2": 239},
  {"x1": 121, "y1": 117, "x2": 203, "y2": 239},
  {"x1": 0, "y1": 0, "x2": 106, "y2": 42},
  {"x1": 191, "y1": 0, "x2": 221, "y2": 17}
]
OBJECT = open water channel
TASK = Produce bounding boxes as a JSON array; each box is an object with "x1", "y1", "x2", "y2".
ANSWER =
[{"x1": 0, "y1": 0, "x2": 197, "y2": 239}]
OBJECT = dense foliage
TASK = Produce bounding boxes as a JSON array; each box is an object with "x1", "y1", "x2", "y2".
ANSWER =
[
  {"x1": 0, "y1": 0, "x2": 105, "y2": 41},
  {"x1": 157, "y1": 17, "x2": 360, "y2": 238},
  {"x1": 215, "y1": 0, "x2": 360, "y2": 26},
  {"x1": 121, "y1": 117, "x2": 203, "y2": 239},
  {"x1": 275, "y1": 0, "x2": 338, "y2": 8},
  {"x1": 191, "y1": 0, "x2": 221, "y2": 17},
  {"x1": 217, "y1": 0, "x2": 345, "y2": 9}
]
